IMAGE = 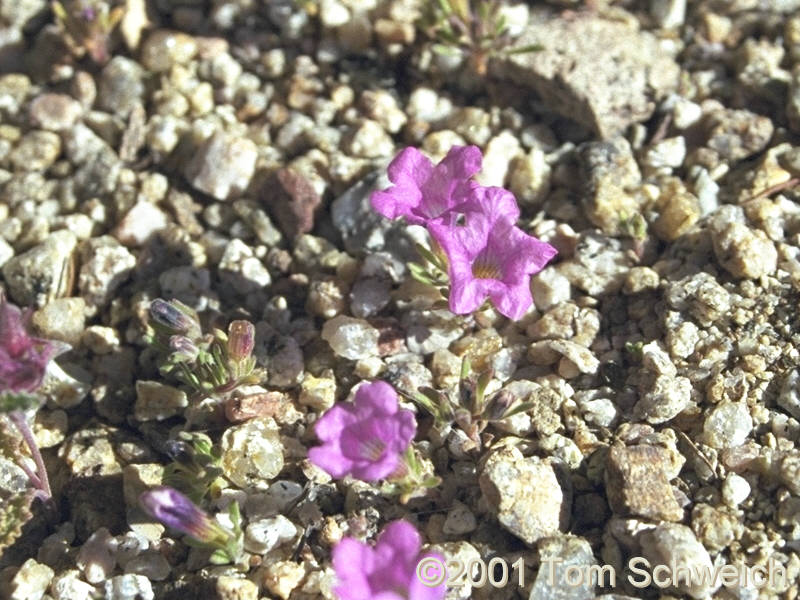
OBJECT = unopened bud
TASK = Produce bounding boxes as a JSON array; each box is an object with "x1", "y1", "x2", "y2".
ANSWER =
[
  {"x1": 485, "y1": 390, "x2": 514, "y2": 421},
  {"x1": 149, "y1": 299, "x2": 200, "y2": 338},
  {"x1": 227, "y1": 320, "x2": 255, "y2": 362},
  {"x1": 139, "y1": 486, "x2": 232, "y2": 545},
  {"x1": 169, "y1": 335, "x2": 200, "y2": 362}
]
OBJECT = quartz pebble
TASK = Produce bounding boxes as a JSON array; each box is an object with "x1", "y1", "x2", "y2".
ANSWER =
[
  {"x1": 722, "y1": 473, "x2": 751, "y2": 507},
  {"x1": 221, "y1": 417, "x2": 284, "y2": 489},
  {"x1": 133, "y1": 381, "x2": 188, "y2": 421},
  {"x1": 479, "y1": 446, "x2": 569, "y2": 545},
  {"x1": 76, "y1": 528, "x2": 115, "y2": 585},
  {"x1": 103, "y1": 574, "x2": 154, "y2": 600},
  {"x1": 321, "y1": 315, "x2": 380, "y2": 360},
  {"x1": 703, "y1": 402, "x2": 753, "y2": 449},
  {"x1": 529, "y1": 536, "x2": 597, "y2": 600},
  {"x1": 184, "y1": 132, "x2": 258, "y2": 200},
  {"x1": 638, "y1": 524, "x2": 719, "y2": 599},
  {"x1": 243, "y1": 515, "x2": 297, "y2": 554},
  {"x1": 8, "y1": 559, "x2": 53, "y2": 600}
]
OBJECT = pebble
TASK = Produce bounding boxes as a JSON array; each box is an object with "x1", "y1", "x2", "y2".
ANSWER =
[
  {"x1": 722, "y1": 473, "x2": 751, "y2": 507},
  {"x1": 264, "y1": 167, "x2": 322, "y2": 239},
  {"x1": 113, "y1": 201, "x2": 170, "y2": 247},
  {"x1": 478, "y1": 446, "x2": 569, "y2": 545},
  {"x1": 406, "y1": 87, "x2": 453, "y2": 123},
  {"x1": 298, "y1": 373, "x2": 336, "y2": 411},
  {"x1": 76, "y1": 528, "x2": 115, "y2": 585},
  {"x1": 475, "y1": 130, "x2": 521, "y2": 187},
  {"x1": 704, "y1": 108, "x2": 774, "y2": 162},
  {"x1": 103, "y1": 574, "x2": 154, "y2": 600},
  {"x1": 97, "y1": 57, "x2": 146, "y2": 117},
  {"x1": 243, "y1": 515, "x2": 297, "y2": 554},
  {"x1": 509, "y1": 146, "x2": 551, "y2": 206},
  {"x1": 321, "y1": 315, "x2": 380, "y2": 360},
  {"x1": 10, "y1": 130, "x2": 61, "y2": 171},
  {"x1": 2, "y1": 229, "x2": 77, "y2": 306},
  {"x1": 218, "y1": 238, "x2": 272, "y2": 293},
  {"x1": 140, "y1": 30, "x2": 198, "y2": 72},
  {"x1": 133, "y1": 381, "x2": 188, "y2": 421},
  {"x1": 220, "y1": 417, "x2": 284, "y2": 489},
  {"x1": 530, "y1": 536, "x2": 597, "y2": 600},
  {"x1": 634, "y1": 373, "x2": 692, "y2": 424},
  {"x1": 122, "y1": 463, "x2": 164, "y2": 508},
  {"x1": 703, "y1": 402, "x2": 753, "y2": 449},
  {"x1": 78, "y1": 236, "x2": 137, "y2": 312},
  {"x1": 710, "y1": 216, "x2": 777, "y2": 279},
  {"x1": 184, "y1": 132, "x2": 258, "y2": 200},
  {"x1": 216, "y1": 576, "x2": 258, "y2": 600},
  {"x1": 778, "y1": 369, "x2": 800, "y2": 420},
  {"x1": 122, "y1": 552, "x2": 170, "y2": 581},
  {"x1": 29, "y1": 93, "x2": 82, "y2": 131},
  {"x1": 260, "y1": 560, "x2": 305, "y2": 600},
  {"x1": 500, "y1": 12, "x2": 679, "y2": 137},
  {"x1": 638, "y1": 524, "x2": 719, "y2": 599},
  {"x1": 604, "y1": 442, "x2": 685, "y2": 521},
  {"x1": 426, "y1": 542, "x2": 480, "y2": 600},
  {"x1": 442, "y1": 501, "x2": 477, "y2": 536},
  {"x1": 345, "y1": 119, "x2": 394, "y2": 158},
  {"x1": 8, "y1": 559, "x2": 54, "y2": 600},
  {"x1": 32, "y1": 297, "x2": 86, "y2": 346},
  {"x1": 349, "y1": 277, "x2": 391, "y2": 318},
  {"x1": 50, "y1": 570, "x2": 96, "y2": 600}
]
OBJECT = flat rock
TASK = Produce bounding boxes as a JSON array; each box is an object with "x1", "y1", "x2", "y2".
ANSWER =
[
  {"x1": 496, "y1": 9, "x2": 679, "y2": 138},
  {"x1": 604, "y1": 442, "x2": 685, "y2": 521},
  {"x1": 479, "y1": 446, "x2": 570, "y2": 545}
]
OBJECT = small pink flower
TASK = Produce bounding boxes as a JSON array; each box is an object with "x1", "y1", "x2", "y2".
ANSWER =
[
  {"x1": 370, "y1": 146, "x2": 482, "y2": 225},
  {"x1": 332, "y1": 520, "x2": 445, "y2": 600},
  {"x1": 308, "y1": 381, "x2": 416, "y2": 482},
  {"x1": 427, "y1": 186, "x2": 558, "y2": 320},
  {"x1": 0, "y1": 291, "x2": 67, "y2": 394}
]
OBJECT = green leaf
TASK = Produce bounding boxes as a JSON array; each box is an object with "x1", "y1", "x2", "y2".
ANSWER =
[
  {"x1": 0, "y1": 490, "x2": 34, "y2": 551},
  {"x1": 498, "y1": 401, "x2": 536, "y2": 420},
  {"x1": 408, "y1": 262, "x2": 436, "y2": 286},
  {"x1": 209, "y1": 548, "x2": 232, "y2": 564},
  {"x1": 504, "y1": 44, "x2": 544, "y2": 55},
  {"x1": 0, "y1": 392, "x2": 42, "y2": 414}
]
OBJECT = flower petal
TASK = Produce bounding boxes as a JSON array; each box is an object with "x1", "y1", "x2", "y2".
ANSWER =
[
  {"x1": 489, "y1": 279, "x2": 534, "y2": 320},
  {"x1": 314, "y1": 404, "x2": 356, "y2": 442},
  {"x1": 353, "y1": 380, "x2": 398, "y2": 416},
  {"x1": 308, "y1": 443, "x2": 355, "y2": 479},
  {"x1": 387, "y1": 147, "x2": 433, "y2": 186}
]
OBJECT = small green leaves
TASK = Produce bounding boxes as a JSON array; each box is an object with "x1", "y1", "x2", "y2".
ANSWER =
[
  {"x1": 52, "y1": 0, "x2": 125, "y2": 64},
  {"x1": 146, "y1": 298, "x2": 265, "y2": 400},
  {"x1": 0, "y1": 489, "x2": 35, "y2": 552},
  {"x1": 0, "y1": 392, "x2": 42, "y2": 414},
  {"x1": 163, "y1": 431, "x2": 225, "y2": 503},
  {"x1": 420, "y1": 0, "x2": 543, "y2": 75}
]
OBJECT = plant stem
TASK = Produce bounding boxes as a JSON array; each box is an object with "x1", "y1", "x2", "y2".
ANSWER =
[{"x1": 9, "y1": 411, "x2": 51, "y2": 500}]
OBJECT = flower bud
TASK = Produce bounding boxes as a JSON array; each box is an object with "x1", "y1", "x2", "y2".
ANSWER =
[
  {"x1": 149, "y1": 299, "x2": 200, "y2": 338},
  {"x1": 169, "y1": 335, "x2": 200, "y2": 362},
  {"x1": 226, "y1": 320, "x2": 255, "y2": 362},
  {"x1": 139, "y1": 486, "x2": 232, "y2": 544}
]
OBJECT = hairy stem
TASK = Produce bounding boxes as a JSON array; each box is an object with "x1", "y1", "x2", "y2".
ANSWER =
[{"x1": 9, "y1": 411, "x2": 51, "y2": 500}]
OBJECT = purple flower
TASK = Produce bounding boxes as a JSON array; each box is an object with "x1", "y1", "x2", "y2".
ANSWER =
[
  {"x1": 0, "y1": 291, "x2": 67, "y2": 394},
  {"x1": 139, "y1": 486, "x2": 232, "y2": 544},
  {"x1": 370, "y1": 146, "x2": 482, "y2": 225},
  {"x1": 308, "y1": 381, "x2": 416, "y2": 482},
  {"x1": 427, "y1": 186, "x2": 558, "y2": 320},
  {"x1": 332, "y1": 520, "x2": 445, "y2": 600}
]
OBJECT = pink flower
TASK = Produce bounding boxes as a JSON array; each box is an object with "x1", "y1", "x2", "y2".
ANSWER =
[
  {"x1": 370, "y1": 146, "x2": 482, "y2": 225},
  {"x1": 427, "y1": 186, "x2": 558, "y2": 320},
  {"x1": 308, "y1": 381, "x2": 416, "y2": 482},
  {"x1": 332, "y1": 520, "x2": 445, "y2": 600},
  {"x1": 0, "y1": 291, "x2": 67, "y2": 394}
]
